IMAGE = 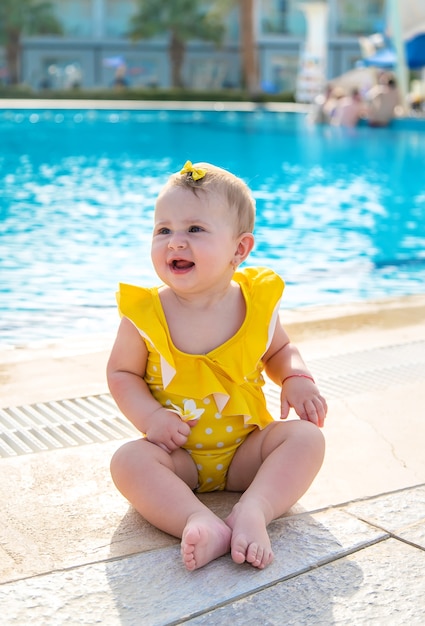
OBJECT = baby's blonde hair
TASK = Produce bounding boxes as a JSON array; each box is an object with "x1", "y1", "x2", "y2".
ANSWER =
[{"x1": 164, "y1": 162, "x2": 256, "y2": 235}]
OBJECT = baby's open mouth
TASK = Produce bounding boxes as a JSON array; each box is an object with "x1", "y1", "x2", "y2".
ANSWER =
[{"x1": 170, "y1": 259, "x2": 195, "y2": 270}]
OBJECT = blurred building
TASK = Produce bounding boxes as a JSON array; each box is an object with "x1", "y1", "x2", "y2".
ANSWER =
[{"x1": 3, "y1": 0, "x2": 386, "y2": 92}]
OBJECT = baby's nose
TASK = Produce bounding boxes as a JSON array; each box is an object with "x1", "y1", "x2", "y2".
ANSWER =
[{"x1": 168, "y1": 233, "x2": 187, "y2": 249}]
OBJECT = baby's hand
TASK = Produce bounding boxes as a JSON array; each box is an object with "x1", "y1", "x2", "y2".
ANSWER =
[
  {"x1": 144, "y1": 408, "x2": 191, "y2": 453},
  {"x1": 280, "y1": 378, "x2": 327, "y2": 428}
]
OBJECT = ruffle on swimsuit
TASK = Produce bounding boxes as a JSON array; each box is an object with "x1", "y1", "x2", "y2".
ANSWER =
[{"x1": 116, "y1": 267, "x2": 284, "y2": 429}]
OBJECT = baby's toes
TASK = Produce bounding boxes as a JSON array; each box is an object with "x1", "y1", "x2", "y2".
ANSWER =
[{"x1": 246, "y1": 543, "x2": 263, "y2": 567}]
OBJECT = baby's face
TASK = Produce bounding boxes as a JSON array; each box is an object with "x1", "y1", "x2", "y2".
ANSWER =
[{"x1": 151, "y1": 186, "x2": 240, "y2": 293}]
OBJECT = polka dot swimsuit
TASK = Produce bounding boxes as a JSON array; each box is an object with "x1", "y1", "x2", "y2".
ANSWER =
[
  {"x1": 117, "y1": 267, "x2": 285, "y2": 493},
  {"x1": 183, "y1": 400, "x2": 257, "y2": 491}
]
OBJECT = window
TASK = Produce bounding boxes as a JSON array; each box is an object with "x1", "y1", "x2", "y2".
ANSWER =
[
  {"x1": 52, "y1": 0, "x2": 93, "y2": 37},
  {"x1": 104, "y1": 0, "x2": 138, "y2": 38},
  {"x1": 186, "y1": 59, "x2": 229, "y2": 90},
  {"x1": 40, "y1": 59, "x2": 83, "y2": 89},
  {"x1": 270, "y1": 54, "x2": 299, "y2": 92},
  {"x1": 336, "y1": 0, "x2": 385, "y2": 36},
  {"x1": 260, "y1": 0, "x2": 306, "y2": 36}
]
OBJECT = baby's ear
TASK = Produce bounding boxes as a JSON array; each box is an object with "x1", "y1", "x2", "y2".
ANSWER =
[{"x1": 235, "y1": 233, "x2": 255, "y2": 264}]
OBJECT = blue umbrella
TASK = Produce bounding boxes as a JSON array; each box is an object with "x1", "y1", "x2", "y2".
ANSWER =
[{"x1": 406, "y1": 33, "x2": 425, "y2": 68}]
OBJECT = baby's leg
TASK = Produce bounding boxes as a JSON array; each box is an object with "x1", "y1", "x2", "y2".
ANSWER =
[
  {"x1": 225, "y1": 420, "x2": 325, "y2": 569},
  {"x1": 110, "y1": 439, "x2": 231, "y2": 570}
]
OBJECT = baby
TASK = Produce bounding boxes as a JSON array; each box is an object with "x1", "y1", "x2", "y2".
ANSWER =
[{"x1": 107, "y1": 160, "x2": 327, "y2": 571}]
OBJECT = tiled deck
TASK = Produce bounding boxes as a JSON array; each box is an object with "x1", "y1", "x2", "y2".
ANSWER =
[
  {"x1": 1, "y1": 483, "x2": 424, "y2": 625},
  {"x1": 1, "y1": 295, "x2": 425, "y2": 624}
]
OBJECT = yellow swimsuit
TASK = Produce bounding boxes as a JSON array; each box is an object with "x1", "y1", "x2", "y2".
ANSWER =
[{"x1": 117, "y1": 267, "x2": 284, "y2": 492}]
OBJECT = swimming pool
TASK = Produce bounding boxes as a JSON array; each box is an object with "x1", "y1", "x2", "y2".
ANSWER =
[{"x1": 1, "y1": 107, "x2": 424, "y2": 346}]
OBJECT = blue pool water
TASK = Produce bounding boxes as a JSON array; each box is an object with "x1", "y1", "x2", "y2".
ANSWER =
[{"x1": 1, "y1": 108, "x2": 424, "y2": 346}]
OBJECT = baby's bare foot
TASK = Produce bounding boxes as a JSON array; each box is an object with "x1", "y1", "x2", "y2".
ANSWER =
[
  {"x1": 181, "y1": 513, "x2": 231, "y2": 571},
  {"x1": 226, "y1": 502, "x2": 274, "y2": 569}
]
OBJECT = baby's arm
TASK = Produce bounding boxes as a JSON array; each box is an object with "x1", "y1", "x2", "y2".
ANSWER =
[
  {"x1": 263, "y1": 321, "x2": 327, "y2": 427},
  {"x1": 107, "y1": 316, "x2": 191, "y2": 452}
]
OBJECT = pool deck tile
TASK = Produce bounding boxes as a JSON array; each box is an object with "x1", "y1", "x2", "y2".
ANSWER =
[{"x1": 1, "y1": 295, "x2": 425, "y2": 624}]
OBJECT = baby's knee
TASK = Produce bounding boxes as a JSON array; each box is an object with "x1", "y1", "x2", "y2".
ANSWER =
[
  {"x1": 110, "y1": 441, "x2": 132, "y2": 484},
  {"x1": 110, "y1": 439, "x2": 149, "y2": 485},
  {"x1": 278, "y1": 418, "x2": 325, "y2": 453},
  {"x1": 297, "y1": 419, "x2": 326, "y2": 458}
]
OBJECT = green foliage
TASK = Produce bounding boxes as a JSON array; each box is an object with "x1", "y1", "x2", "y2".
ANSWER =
[
  {"x1": 128, "y1": 0, "x2": 226, "y2": 88},
  {"x1": 0, "y1": 0, "x2": 62, "y2": 42},
  {"x1": 128, "y1": 0, "x2": 225, "y2": 44},
  {"x1": 0, "y1": 0, "x2": 62, "y2": 84},
  {"x1": 0, "y1": 85, "x2": 296, "y2": 102}
]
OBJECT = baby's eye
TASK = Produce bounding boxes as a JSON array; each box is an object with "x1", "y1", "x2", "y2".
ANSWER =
[
  {"x1": 188, "y1": 225, "x2": 204, "y2": 233},
  {"x1": 156, "y1": 227, "x2": 171, "y2": 235}
]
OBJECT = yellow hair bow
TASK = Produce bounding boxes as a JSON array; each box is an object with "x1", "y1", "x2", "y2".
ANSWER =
[{"x1": 180, "y1": 160, "x2": 207, "y2": 181}]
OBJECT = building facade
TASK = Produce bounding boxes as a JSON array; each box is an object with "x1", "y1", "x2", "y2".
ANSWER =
[{"x1": 2, "y1": 0, "x2": 386, "y2": 93}]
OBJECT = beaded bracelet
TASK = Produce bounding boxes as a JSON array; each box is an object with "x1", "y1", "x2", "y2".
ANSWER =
[{"x1": 282, "y1": 374, "x2": 315, "y2": 385}]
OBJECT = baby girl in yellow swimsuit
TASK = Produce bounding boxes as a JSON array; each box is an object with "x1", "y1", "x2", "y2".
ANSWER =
[{"x1": 107, "y1": 160, "x2": 327, "y2": 571}]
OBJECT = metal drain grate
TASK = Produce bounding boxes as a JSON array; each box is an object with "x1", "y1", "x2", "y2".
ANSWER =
[
  {"x1": 310, "y1": 340, "x2": 425, "y2": 399},
  {"x1": 263, "y1": 339, "x2": 425, "y2": 410},
  {"x1": 1, "y1": 340, "x2": 425, "y2": 458},
  {"x1": 0, "y1": 394, "x2": 138, "y2": 458}
]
